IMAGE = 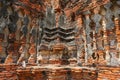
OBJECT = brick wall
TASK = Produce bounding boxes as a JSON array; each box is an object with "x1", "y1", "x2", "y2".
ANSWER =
[
  {"x1": 17, "y1": 66, "x2": 97, "y2": 80},
  {"x1": 0, "y1": 64, "x2": 120, "y2": 80},
  {"x1": 97, "y1": 67, "x2": 120, "y2": 80},
  {"x1": 0, "y1": 64, "x2": 18, "y2": 80}
]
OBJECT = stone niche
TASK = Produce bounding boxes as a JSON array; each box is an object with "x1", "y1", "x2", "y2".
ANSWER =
[{"x1": 38, "y1": 43, "x2": 77, "y2": 65}]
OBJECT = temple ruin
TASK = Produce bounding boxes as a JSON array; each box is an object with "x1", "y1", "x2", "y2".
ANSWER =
[{"x1": 0, "y1": 0, "x2": 120, "y2": 80}]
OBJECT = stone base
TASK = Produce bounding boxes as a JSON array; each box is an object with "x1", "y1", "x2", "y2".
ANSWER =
[
  {"x1": 0, "y1": 64, "x2": 18, "y2": 80},
  {"x1": 97, "y1": 66, "x2": 120, "y2": 80},
  {"x1": 0, "y1": 64, "x2": 120, "y2": 80},
  {"x1": 17, "y1": 66, "x2": 97, "y2": 80}
]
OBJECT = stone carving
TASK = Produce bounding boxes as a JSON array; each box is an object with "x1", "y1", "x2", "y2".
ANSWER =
[
  {"x1": 0, "y1": 34, "x2": 6, "y2": 63},
  {"x1": 114, "y1": 18, "x2": 120, "y2": 61},
  {"x1": 29, "y1": 21, "x2": 37, "y2": 61},
  {"x1": 92, "y1": 7, "x2": 102, "y2": 33},
  {"x1": 102, "y1": 19, "x2": 111, "y2": 65},
  {"x1": 87, "y1": 43, "x2": 93, "y2": 57},
  {"x1": 38, "y1": 44, "x2": 49, "y2": 64},
  {"x1": 92, "y1": 31, "x2": 97, "y2": 51},
  {"x1": 23, "y1": 15, "x2": 29, "y2": 25},
  {"x1": 83, "y1": 10, "x2": 93, "y2": 64},
  {"x1": 8, "y1": 33, "x2": 16, "y2": 43},
  {"x1": 5, "y1": 31, "x2": 19, "y2": 63},
  {"x1": 39, "y1": 7, "x2": 76, "y2": 65},
  {"x1": 0, "y1": 17, "x2": 6, "y2": 33},
  {"x1": 28, "y1": 43, "x2": 36, "y2": 64},
  {"x1": 76, "y1": 34, "x2": 84, "y2": 65},
  {"x1": 1, "y1": 2, "x2": 120, "y2": 80},
  {"x1": 20, "y1": 25, "x2": 28, "y2": 39},
  {"x1": 17, "y1": 38, "x2": 27, "y2": 64},
  {"x1": 110, "y1": 52, "x2": 120, "y2": 66},
  {"x1": 104, "y1": 2, "x2": 114, "y2": 29},
  {"x1": 84, "y1": 11, "x2": 91, "y2": 34},
  {"x1": 30, "y1": 19, "x2": 37, "y2": 43},
  {"x1": 96, "y1": 34, "x2": 104, "y2": 50},
  {"x1": 82, "y1": 26, "x2": 87, "y2": 64},
  {"x1": 75, "y1": 15, "x2": 84, "y2": 65},
  {"x1": 97, "y1": 50, "x2": 106, "y2": 65},
  {"x1": 8, "y1": 11, "x2": 18, "y2": 33},
  {"x1": 114, "y1": 6, "x2": 120, "y2": 18},
  {"x1": 20, "y1": 15, "x2": 29, "y2": 38},
  {"x1": 58, "y1": 11, "x2": 66, "y2": 26},
  {"x1": 4, "y1": 44, "x2": 14, "y2": 64},
  {"x1": 0, "y1": 0, "x2": 120, "y2": 68}
]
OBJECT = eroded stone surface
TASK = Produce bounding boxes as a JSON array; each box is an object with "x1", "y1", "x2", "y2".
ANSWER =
[{"x1": 0, "y1": 0, "x2": 120, "y2": 80}]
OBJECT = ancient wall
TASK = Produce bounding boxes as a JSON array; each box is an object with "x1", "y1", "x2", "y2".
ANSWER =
[
  {"x1": 0, "y1": 64, "x2": 18, "y2": 80},
  {"x1": 0, "y1": 0, "x2": 120, "y2": 66},
  {"x1": 0, "y1": 0, "x2": 120, "y2": 80},
  {"x1": 98, "y1": 67, "x2": 120, "y2": 80},
  {"x1": 0, "y1": 64, "x2": 120, "y2": 80}
]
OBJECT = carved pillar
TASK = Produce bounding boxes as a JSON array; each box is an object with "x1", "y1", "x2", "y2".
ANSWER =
[
  {"x1": 92, "y1": 7, "x2": 105, "y2": 66},
  {"x1": 97, "y1": 50, "x2": 106, "y2": 65},
  {"x1": 110, "y1": 18, "x2": 120, "y2": 66},
  {"x1": 92, "y1": 31, "x2": 99, "y2": 65},
  {"x1": 17, "y1": 37, "x2": 27, "y2": 64},
  {"x1": 115, "y1": 18, "x2": 120, "y2": 61},
  {"x1": 104, "y1": 2, "x2": 114, "y2": 29},
  {"x1": 75, "y1": 15, "x2": 84, "y2": 65},
  {"x1": 38, "y1": 44, "x2": 49, "y2": 64},
  {"x1": 92, "y1": 7, "x2": 102, "y2": 33},
  {"x1": 0, "y1": 34, "x2": 6, "y2": 63},
  {"x1": 28, "y1": 43, "x2": 36, "y2": 64},
  {"x1": 28, "y1": 24, "x2": 37, "y2": 64},
  {"x1": 102, "y1": 19, "x2": 110, "y2": 65},
  {"x1": 92, "y1": 31, "x2": 97, "y2": 56},
  {"x1": 5, "y1": 33, "x2": 17, "y2": 64},
  {"x1": 5, "y1": 44, "x2": 14, "y2": 64},
  {"x1": 83, "y1": 19, "x2": 87, "y2": 65},
  {"x1": 16, "y1": 10, "x2": 24, "y2": 42},
  {"x1": 83, "y1": 11, "x2": 93, "y2": 65}
]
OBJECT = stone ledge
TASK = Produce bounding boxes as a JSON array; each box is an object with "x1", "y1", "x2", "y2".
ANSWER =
[
  {"x1": 0, "y1": 64, "x2": 120, "y2": 80},
  {"x1": 17, "y1": 65, "x2": 97, "y2": 80}
]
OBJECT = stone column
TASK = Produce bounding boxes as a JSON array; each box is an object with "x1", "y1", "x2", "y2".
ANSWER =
[
  {"x1": 97, "y1": 50, "x2": 106, "y2": 65},
  {"x1": 76, "y1": 15, "x2": 83, "y2": 65},
  {"x1": 28, "y1": 43, "x2": 36, "y2": 64},
  {"x1": 83, "y1": 11, "x2": 93, "y2": 65},
  {"x1": 17, "y1": 37, "x2": 27, "y2": 64},
  {"x1": 115, "y1": 18, "x2": 120, "y2": 61},
  {"x1": 82, "y1": 24, "x2": 87, "y2": 65},
  {"x1": 0, "y1": 34, "x2": 6, "y2": 63},
  {"x1": 28, "y1": 21, "x2": 37, "y2": 64},
  {"x1": 5, "y1": 44, "x2": 14, "y2": 64},
  {"x1": 5, "y1": 33, "x2": 16, "y2": 64},
  {"x1": 92, "y1": 31, "x2": 98, "y2": 65},
  {"x1": 102, "y1": 19, "x2": 110, "y2": 65}
]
